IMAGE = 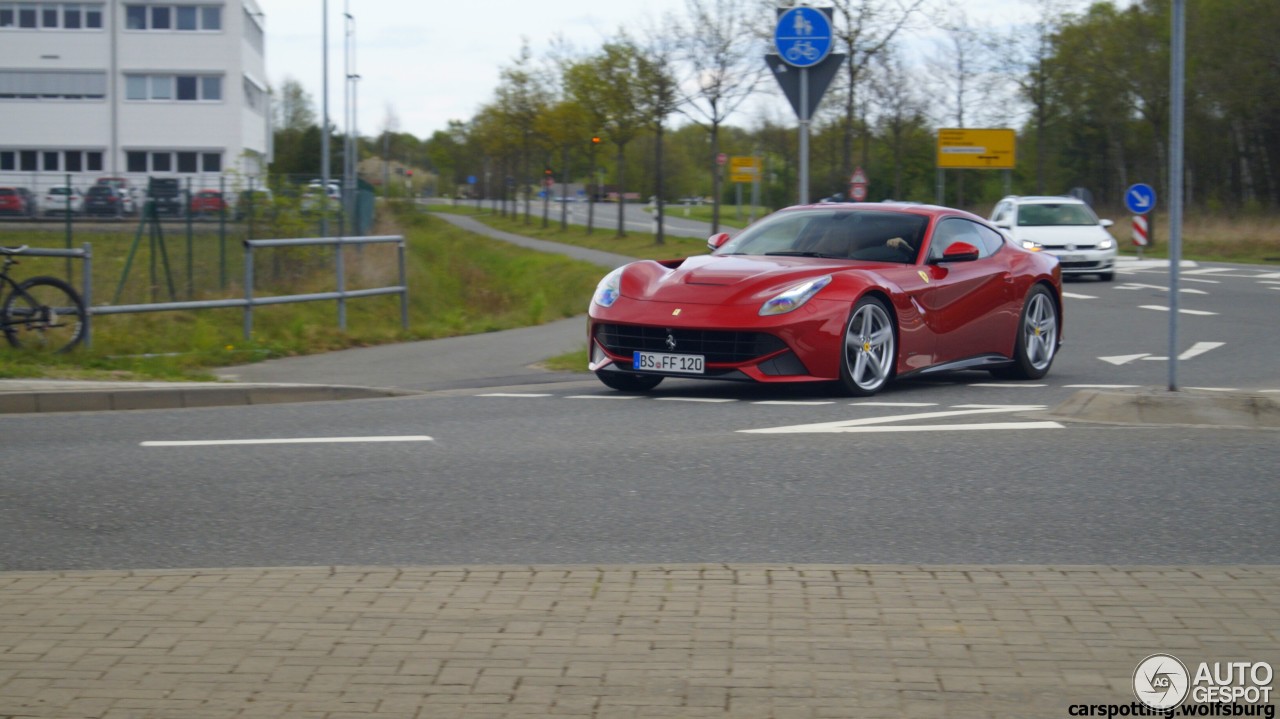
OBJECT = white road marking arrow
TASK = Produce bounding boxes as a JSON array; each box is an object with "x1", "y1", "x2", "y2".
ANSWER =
[
  {"x1": 1100, "y1": 353, "x2": 1150, "y2": 365},
  {"x1": 739, "y1": 405, "x2": 1061, "y2": 434},
  {"x1": 1100, "y1": 342, "x2": 1223, "y2": 365}
]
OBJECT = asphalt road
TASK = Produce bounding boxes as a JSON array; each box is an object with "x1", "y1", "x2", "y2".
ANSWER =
[{"x1": 1, "y1": 260, "x2": 1277, "y2": 572}]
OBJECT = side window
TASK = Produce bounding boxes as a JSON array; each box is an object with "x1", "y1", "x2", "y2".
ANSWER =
[
  {"x1": 973, "y1": 223, "x2": 1006, "y2": 256},
  {"x1": 928, "y1": 219, "x2": 993, "y2": 261}
]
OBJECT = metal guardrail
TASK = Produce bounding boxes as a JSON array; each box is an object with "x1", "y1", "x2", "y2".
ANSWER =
[{"x1": 9, "y1": 236, "x2": 407, "y2": 347}]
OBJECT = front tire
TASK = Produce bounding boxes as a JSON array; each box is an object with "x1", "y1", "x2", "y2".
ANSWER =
[
  {"x1": 839, "y1": 296, "x2": 896, "y2": 396},
  {"x1": 2, "y1": 276, "x2": 86, "y2": 353},
  {"x1": 991, "y1": 284, "x2": 1058, "y2": 380},
  {"x1": 595, "y1": 370, "x2": 664, "y2": 393}
]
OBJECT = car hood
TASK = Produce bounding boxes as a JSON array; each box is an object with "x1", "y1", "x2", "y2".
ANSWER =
[
  {"x1": 1007, "y1": 225, "x2": 1111, "y2": 246},
  {"x1": 619, "y1": 254, "x2": 873, "y2": 305}
]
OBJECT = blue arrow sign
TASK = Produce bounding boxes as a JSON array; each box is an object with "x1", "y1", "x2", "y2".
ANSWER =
[
  {"x1": 775, "y1": 7, "x2": 833, "y2": 69},
  {"x1": 1125, "y1": 183, "x2": 1156, "y2": 214}
]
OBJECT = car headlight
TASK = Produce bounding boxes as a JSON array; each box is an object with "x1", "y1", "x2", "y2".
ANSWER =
[
  {"x1": 1098, "y1": 237, "x2": 1115, "y2": 250},
  {"x1": 759, "y1": 275, "x2": 832, "y2": 316},
  {"x1": 592, "y1": 267, "x2": 623, "y2": 308},
  {"x1": 1020, "y1": 239, "x2": 1043, "y2": 251}
]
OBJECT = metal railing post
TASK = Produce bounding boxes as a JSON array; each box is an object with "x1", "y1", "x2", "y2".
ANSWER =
[
  {"x1": 398, "y1": 239, "x2": 408, "y2": 330},
  {"x1": 336, "y1": 235, "x2": 347, "y2": 331},
  {"x1": 82, "y1": 242, "x2": 93, "y2": 349},
  {"x1": 243, "y1": 241, "x2": 254, "y2": 341}
]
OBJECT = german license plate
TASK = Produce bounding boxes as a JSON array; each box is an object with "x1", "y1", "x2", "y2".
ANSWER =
[
  {"x1": 1060, "y1": 254, "x2": 1085, "y2": 262},
  {"x1": 633, "y1": 351, "x2": 705, "y2": 374}
]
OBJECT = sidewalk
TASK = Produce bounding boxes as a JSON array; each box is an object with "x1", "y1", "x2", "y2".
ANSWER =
[{"x1": 3, "y1": 565, "x2": 1276, "y2": 718}]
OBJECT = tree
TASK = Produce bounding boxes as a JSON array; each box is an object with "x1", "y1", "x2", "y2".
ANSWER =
[
  {"x1": 637, "y1": 20, "x2": 683, "y2": 245},
  {"x1": 828, "y1": 0, "x2": 925, "y2": 182},
  {"x1": 676, "y1": 0, "x2": 765, "y2": 233},
  {"x1": 564, "y1": 37, "x2": 647, "y2": 237},
  {"x1": 495, "y1": 41, "x2": 550, "y2": 224}
]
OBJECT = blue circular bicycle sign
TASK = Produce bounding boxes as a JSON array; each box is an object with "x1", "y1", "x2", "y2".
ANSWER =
[{"x1": 775, "y1": 7, "x2": 833, "y2": 68}]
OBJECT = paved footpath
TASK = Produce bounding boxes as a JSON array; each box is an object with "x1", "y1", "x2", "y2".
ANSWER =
[{"x1": 2, "y1": 565, "x2": 1277, "y2": 718}]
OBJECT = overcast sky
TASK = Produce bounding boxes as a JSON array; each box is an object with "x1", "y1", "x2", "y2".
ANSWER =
[{"x1": 258, "y1": 0, "x2": 1081, "y2": 140}]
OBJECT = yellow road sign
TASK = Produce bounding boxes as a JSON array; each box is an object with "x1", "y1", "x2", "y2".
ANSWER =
[
  {"x1": 936, "y1": 128, "x2": 1016, "y2": 169},
  {"x1": 729, "y1": 156, "x2": 762, "y2": 183}
]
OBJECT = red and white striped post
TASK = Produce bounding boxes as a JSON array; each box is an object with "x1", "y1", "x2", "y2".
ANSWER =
[{"x1": 1131, "y1": 214, "x2": 1150, "y2": 259}]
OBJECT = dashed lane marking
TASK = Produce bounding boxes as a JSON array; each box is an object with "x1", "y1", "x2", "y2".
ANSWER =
[
  {"x1": 142, "y1": 436, "x2": 435, "y2": 447},
  {"x1": 566, "y1": 395, "x2": 640, "y2": 400},
  {"x1": 1141, "y1": 305, "x2": 1218, "y2": 316},
  {"x1": 477, "y1": 393, "x2": 554, "y2": 398},
  {"x1": 655, "y1": 397, "x2": 737, "y2": 403},
  {"x1": 752, "y1": 400, "x2": 836, "y2": 406},
  {"x1": 1063, "y1": 292, "x2": 1096, "y2": 300},
  {"x1": 850, "y1": 402, "x2": 938, "y2": 407},
  {"x1": 1065, "y1": 384, "x2": 1141, "y2": 388}
]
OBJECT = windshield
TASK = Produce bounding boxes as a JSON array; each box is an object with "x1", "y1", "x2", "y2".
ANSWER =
[
  {"x1": 715, "y1": 209, "x2": 928, "y2": 263},
  {"x1": 1016, "y1": 203, "x2": 1098, "y2": 226}
]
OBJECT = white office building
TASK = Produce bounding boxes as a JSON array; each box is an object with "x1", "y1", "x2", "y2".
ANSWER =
[{"x1": 0, "y1": 0, "x2": 270, "y2": 191}]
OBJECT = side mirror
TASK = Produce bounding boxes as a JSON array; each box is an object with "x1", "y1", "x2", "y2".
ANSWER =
[
  {"x1": 1099, "y1": 219, "x2": 1114, "y2": 228},
  {"x1": 707, "y1": 232, "x2": 731, "y2": 251},
  {"x1": 933, "y1": 241, "x2": 981, "y2": 263}
]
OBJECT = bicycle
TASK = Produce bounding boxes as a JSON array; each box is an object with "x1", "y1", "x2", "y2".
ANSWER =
[{"x1": 1, "y1": 246, "x2": 87, "y2": 353}]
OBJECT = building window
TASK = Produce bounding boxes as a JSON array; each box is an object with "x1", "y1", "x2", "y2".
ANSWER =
[
  {"x1": 177, "y1": 152, "x2": 197, "y2": 173},
  {"x1": 151, "y1": 152, "x2": 171, "y2": 172},
  {"x1": 202, "y1": 153, "x2": 221, "y2": 173},
  {"x1": 1, "y1": 3, "x2": 104, "y2": 30},
  {"x1": 122, "y1": 4, "x2": 220, "y2": 31},
  {"x1": 124, "y1": 4, "x2": 144, "y2": 29},
  {"x1": 175, "y1": 76, "x2": 196, "y2": 101},
  {"x1": 42, "y1": 151, "x2": 59, "y2": 171},
  {"x1": 65, "y1": 151, "x2": 82, "y2": 172},
  {"x1": 125, "y1": 74, "x2": 222, "y2": 102},
  {"x1": 0, "y1": 151, "x2": 14, "y2": 171},
  {"x1": 0, "y1": 70, "x2": 107, "y2": 101},
  {"x1": 126, "y1": 151, "x2": 146, "y2": 173},
  {"x1": 87, "y1": 151, "x2": 102, "y2": 172},
  {"x1": 122, "y1": 150, "x2": 221, "y2": 174},
  {"x1": 20, "y1": 150, "x2": 37, "y2": 171}
]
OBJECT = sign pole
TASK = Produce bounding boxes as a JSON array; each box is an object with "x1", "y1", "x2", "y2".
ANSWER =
[
  {"x1": 1168, "y1": 0, "x2": 1186, "y2": 392},
  {"x1": 798, "y1": 67, "x2": 809, "y2": 205}
]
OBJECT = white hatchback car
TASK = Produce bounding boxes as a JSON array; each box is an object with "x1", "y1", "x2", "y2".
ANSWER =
[{"x1": 990, "y1": 196, "x2": 1117, "y2": 281}]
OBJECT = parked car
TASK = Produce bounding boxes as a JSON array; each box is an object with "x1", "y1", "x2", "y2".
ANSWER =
[
  {"x1": 588, "y1": 202, "x2": 1063, "y2": 396},
  {"x1": 190, "y1": 189, "x2": 229, "y2": 217},
  {"x1": 84, "y1": 185, "x2": 135, "y2": 217},
  {"x1": 0, "y1": 187, "x2": 33, "y2": 216},
  {"x1": 989, "y1": 195, "x2": 1117, "y2": 281},
  {"x1": 146, "y1": 178, "x2": 185, "y2": 217},
  {"x1": 42, "y1": 186, "x2": 84, "y2": 216},
  {"x1": 16, "y1": 188, "x2": 38, "y2": 216}
]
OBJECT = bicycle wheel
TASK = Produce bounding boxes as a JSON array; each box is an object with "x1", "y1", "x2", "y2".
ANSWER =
[{"x1": 2, "y1": 276, "x2": 86, "y2": 353}]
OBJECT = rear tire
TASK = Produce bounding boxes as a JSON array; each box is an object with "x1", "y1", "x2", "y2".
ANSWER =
[
  {"x1": 991, "y1": 284, "x2": 1058, "y2": 380},
  {"x1": 2, "y1": 276, "x2": 86, "y2": 353},
  {"x1": 595, "y1": 370, "x2": 664, "y2": 392}
]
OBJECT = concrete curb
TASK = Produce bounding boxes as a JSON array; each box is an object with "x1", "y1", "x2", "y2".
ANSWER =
[
  {"x1": 1047, "y1": 386, "x2": 1280, "y2": 429},
  {"x1": 0, "y1": 383, "x2": 419, "y2": 414}
]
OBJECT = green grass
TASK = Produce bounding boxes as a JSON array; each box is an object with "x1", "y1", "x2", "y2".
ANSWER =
[
  {"x1": 427, "y1": 203, "x2": 714, "y2": 260},
  {"x1": 540, "y1": 346, "x2": 589, "y2": 373},
  {"x1": 0, "y1": 203, "x2": 604, "y2": 380}
]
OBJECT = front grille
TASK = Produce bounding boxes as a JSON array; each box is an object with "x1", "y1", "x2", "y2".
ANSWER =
[{"x1": 594, "y1": 324, "x2": 786, "y2": 364}]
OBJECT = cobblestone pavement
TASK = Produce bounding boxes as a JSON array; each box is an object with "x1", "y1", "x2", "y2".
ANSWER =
[{"x1": 2, "y1": 565, "x2": 1277, "y2": 718}]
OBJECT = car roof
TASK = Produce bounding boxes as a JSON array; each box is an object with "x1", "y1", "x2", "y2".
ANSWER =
[
  {"x1": 781, "y1": 201, "x2": 986, "y2": 223},
  {"x1": 1000, "y1": 195, "x2": 1087, "y2": 205}
]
